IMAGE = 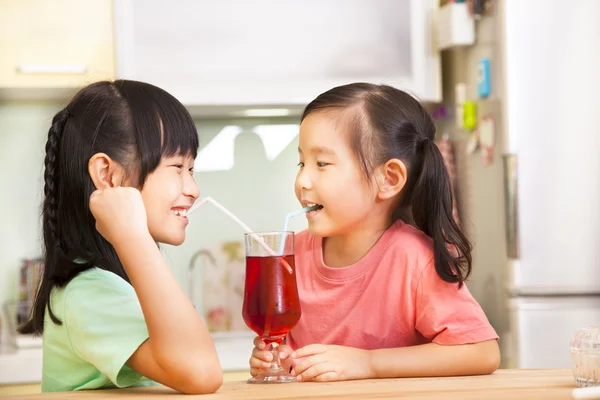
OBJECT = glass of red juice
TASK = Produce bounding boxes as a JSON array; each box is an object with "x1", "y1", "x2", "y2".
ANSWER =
[{"x1": 242, "y1": 231, "x2": 301, "y2": 383}]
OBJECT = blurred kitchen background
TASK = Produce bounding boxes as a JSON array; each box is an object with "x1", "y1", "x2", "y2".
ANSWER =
[{"x1": 2, "y1": 0, "x2": 600, "y2": 391}]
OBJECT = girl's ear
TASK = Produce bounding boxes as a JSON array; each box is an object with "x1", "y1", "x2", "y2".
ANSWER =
[
  {"x1": 375, "y1": 158, "x2": 407, "y2": 201},
  {"x1": 88, "y1": 153, "x2": 127, "y2": 190}
]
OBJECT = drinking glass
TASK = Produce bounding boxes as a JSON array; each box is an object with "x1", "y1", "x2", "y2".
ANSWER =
[{"x1": 242, "y1": 231, "x2": 301, "y2": 383}]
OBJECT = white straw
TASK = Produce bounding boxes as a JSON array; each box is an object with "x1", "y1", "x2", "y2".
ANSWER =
[
  {"x1": 188, "y1": 197, "x2": 252, "y2": 231},
  {"x1": 282, "y1": 206, "x2": 313, "y2": 232},
  {"x1": 277, "y1": 205, "x2": 319, "y2": 254},
  {"x1": 187, "y1": 197, "x2": 293, "y2": 273}
]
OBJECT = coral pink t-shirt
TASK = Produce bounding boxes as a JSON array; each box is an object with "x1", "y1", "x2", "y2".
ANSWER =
[{"x1": 287, "y1": 221, "x2": 498, "y2": 350}]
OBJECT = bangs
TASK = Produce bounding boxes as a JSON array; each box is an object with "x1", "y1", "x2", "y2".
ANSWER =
[
  {"x1": 114, "y1": 80, "x2": 199, "y2": 182},
  {"x1": 155, "y1": 93, "x2": 199, "y2": 160}
]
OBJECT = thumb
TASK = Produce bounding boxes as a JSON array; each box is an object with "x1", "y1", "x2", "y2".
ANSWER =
[{"x1": 278, "y1": 344, "x2": 294, "y2": 359}]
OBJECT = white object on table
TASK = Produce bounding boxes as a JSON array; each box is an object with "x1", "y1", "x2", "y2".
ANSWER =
[{"x1": 573, "y1": 386, "x2": 600, "y2": 399}]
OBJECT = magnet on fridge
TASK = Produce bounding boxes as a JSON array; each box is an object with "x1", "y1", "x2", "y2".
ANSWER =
[
  {"x1": 455, "y1": 83, "x2": 467, "y2": 104},
  {"x1": 466, "y1": 130, "x2": 479, "y2": 155},
  {"x1": 455, "y1": 83, "x2": 467, "y2": 127},
  {"x1": 479, "y1": 115, "x2": 495, "y2": 166},
  {"x1": 463, "y1": 101, "x2": 477, "y2": 130},
  {"x1": 477, "y1": 58, "x2": 491, "y2": 98}
]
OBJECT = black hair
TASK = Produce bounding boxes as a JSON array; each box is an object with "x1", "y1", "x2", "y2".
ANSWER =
[
  {"x1": 20, "y1": 80, "x2": 199, "y2": 334},
  {"x1": 301, "y1": 83, "x2": 472, "y2": 287}
]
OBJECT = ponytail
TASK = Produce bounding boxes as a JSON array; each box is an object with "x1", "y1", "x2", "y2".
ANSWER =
[
  {"x1": 43, "y1": 110, "x2": 69, "y2": 256},
  {"x1": 410, "y1": 138, "x2": 472, "y2": 287},
  {"x1": 19, "y1": 110, "x2": 70, "y2": 333}
]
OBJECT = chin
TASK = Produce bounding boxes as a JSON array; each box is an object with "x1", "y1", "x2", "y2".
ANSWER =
[
  {"x1": 165, "y1": 238, "x2": 185, "y2": 246},
  {"x1": 152, "y1": 231, "x2": 186, "y2": 246},
  {"x1": 307, "y1": 224, "x2": 329, "y2": 238},
  {"x1": 308, "y1": 220, "x2": 347, "y2": 238},
  {"x1": 166, "y1": 234, "x2": 186, "y2": 246}
]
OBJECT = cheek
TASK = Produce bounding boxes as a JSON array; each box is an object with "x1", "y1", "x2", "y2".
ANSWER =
[
  {"x1": 294, "y1": 175, "x2": 301, "y2": 198},
  {"x1": 328, "y1": 176, "x2": 369, "y2": 207}
]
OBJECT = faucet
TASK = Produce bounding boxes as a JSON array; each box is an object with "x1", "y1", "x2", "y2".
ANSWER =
[{"x1": 187, "y1": 249, "x2": 217, "y2": 311}]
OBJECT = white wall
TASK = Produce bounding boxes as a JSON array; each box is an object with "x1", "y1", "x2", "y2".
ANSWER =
[{"x1": 0, "y1": 102, "x2": 60, "y2": 309}]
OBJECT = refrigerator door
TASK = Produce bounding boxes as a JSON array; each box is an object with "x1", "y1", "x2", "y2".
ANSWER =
[
  {"x1": 510, "y1": 296, "x2": 600, "y2": 368},
  {"x1": 503, "y1": 0, "x2": 600, "y2": 293}
]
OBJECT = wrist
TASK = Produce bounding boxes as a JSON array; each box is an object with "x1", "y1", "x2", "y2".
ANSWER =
[
  {"x1": 113, "y1": 229, "x2": 156, "y2": 256},
  {"x1": 364, "y1": 348, "x2": 377, "y2": 379}
]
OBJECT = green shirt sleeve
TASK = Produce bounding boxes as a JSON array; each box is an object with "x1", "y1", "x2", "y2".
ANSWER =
[{"x1": 63, "y1": 269, "x2": 151, "y2": 388}]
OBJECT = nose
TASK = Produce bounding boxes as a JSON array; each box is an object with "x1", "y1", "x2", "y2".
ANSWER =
[
  {"x1": 183, "y1": 172, "x2": 200, "y2": 200},
  {"x1": 295, "y1": 167, "x2": 312, "y2": 191}
]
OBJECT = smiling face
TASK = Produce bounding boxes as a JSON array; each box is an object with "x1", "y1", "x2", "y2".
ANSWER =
[
  {"x1": 141, "y1": 153, "x2": 200, "y2": 245},
  {"x1": 294, "y1": 111, "x2": 379, "y2": 238}
]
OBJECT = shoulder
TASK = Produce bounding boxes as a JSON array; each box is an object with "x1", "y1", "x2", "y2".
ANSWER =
[
  {"x1": 369, "y1": 221, "x2": 437, "y2": 289},
  {"x1": 68, "y1": 268, "x2": 130, "y2": 290},
  {"x1": 64, "y1": 268, "x2": 134, "y2": 311},
  {"x1": 61, "y1": 268, "x2": 143, "y2": 337},
  {"x1": 385, "y1": 221, "x2": 434, "y2": 263}
]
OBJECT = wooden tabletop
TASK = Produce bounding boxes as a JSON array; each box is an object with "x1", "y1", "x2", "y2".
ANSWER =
[{"x1": 12, "y1": 369, "x2": 578, "y2": 399}]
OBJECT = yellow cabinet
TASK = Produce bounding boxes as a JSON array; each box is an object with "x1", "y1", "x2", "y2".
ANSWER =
[{"x1": 0, "y1": 0, "x2": 115, "y2": 90}]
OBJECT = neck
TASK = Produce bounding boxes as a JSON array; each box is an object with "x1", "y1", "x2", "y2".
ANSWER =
[{"x1": 322, "y1": 213, "x2": 394, "y2": 268}]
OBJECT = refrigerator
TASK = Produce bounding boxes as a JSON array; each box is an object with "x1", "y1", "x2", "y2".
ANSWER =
[{"x1": 483, "y1": 0, "x2": 600, "y2": 368}]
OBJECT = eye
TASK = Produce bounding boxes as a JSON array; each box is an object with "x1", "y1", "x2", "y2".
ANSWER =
[
  {"x1": 188, "y1": 167, "x2": 195, "y2": 173},
  {"x1": 297, "y1": 161, "x2": 305, "y2": 168},
  {"x1": 316, "y1": 162, "x2": 329, "y2": 168}
]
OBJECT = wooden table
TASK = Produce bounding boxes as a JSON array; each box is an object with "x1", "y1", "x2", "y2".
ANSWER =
[{"x1": 10, "y1": 369, "x2": 578, "y2": 399}]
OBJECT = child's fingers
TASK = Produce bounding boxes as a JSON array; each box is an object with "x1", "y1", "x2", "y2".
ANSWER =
[
  {"x1": 292, "y1": 353, "x2": 328, "y2": 377},
  {"x1": 302, "y1": 370, "x2": 338, "y2": 382},
  {"x1": 253, "y1": 336, "x2": 266, "y2": 350},
  {"x1": 292, "y1": 344, "x2": 328, "y2": 359},
  {"x1": 294, "y1": 359, "x2": 334, "y2": 382},
  {"x1": 250, "y1": 366, "x2": 265, "y2": 377},
  {"x1": 278, "y1": 344, "x2": 294, "y2": 360},
  {"x1": 281, "y1": 356, "x2": 294, "y2": 372},
  {"x1": 252, "y1": 347, "x2": 273, "y2": 363},
  {"x1": 250, "y1": 354, "x2": 272, "y2": 370}
]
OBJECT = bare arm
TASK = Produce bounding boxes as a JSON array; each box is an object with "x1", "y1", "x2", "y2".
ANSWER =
[
  {"x1": 291, "y1": 340, "x2": 500, "y2": 382},
  {"x1": 117, "y1": 234, "x2": 223, "y2": 394},
  {"x1": 368, "y1": 340, "x2": 500, "y2": 378},
  {"x1": 89, "y1": 187, "x2": 222, "y2": 394}
]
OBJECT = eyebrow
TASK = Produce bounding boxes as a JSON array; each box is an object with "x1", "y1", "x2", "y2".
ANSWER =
[{"x1": 297, "y1": 146, "x2": 336, "y2": 156}]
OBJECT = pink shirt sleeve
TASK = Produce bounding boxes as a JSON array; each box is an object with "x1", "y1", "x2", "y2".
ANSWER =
[{"x1": 414, "y1": 260, "x2": 499, "y2": 345}]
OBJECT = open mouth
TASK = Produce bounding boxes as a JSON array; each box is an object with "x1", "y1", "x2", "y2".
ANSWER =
[
  {"x1": 306, "y1": 203, "x2": 324, "y2": 212},
  {"x1": 171, "y1": 207, "x2": 188, "y2": 217},
  {"x1": 305, "y1": 203, "x2": 323, "y2": 218}
]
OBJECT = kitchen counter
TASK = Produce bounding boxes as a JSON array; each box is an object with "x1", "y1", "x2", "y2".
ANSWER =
[
  {"x1": 8, "y1": 369, "x2": 578, "y2": 399},
  {"x1": 0, "y1": 331, "x2": 255, "y2": 385}
]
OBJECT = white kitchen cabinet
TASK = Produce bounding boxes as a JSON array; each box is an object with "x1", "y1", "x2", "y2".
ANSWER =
[
  {"x1": 113, "y1": 0, "x2": 441, "y2": 112},
  {"x1": 509, "y1": 296, "x2": 600, "y2": 368}
]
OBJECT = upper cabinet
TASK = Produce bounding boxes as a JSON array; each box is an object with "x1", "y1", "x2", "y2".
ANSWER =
[
  {"x1": 113, "y1": 0, "x2": 441, "y2": 109},
  {"x1": 0, "y1": 0, "x2": 115, "y2": 93}
]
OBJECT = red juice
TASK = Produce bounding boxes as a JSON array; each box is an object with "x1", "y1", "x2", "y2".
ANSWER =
[{"x1": 242, "y1": 255, "x2": 301, "y2": 343}]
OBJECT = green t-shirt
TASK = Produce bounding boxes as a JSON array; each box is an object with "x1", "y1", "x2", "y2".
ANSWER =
[{"x1": 42, "y1": 267, "x2": 157, "y2": 392}]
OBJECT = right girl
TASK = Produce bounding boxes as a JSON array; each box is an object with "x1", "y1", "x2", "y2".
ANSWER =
[{"x1": 250, "y1": 83, "x2": 500, "y2": 382}]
